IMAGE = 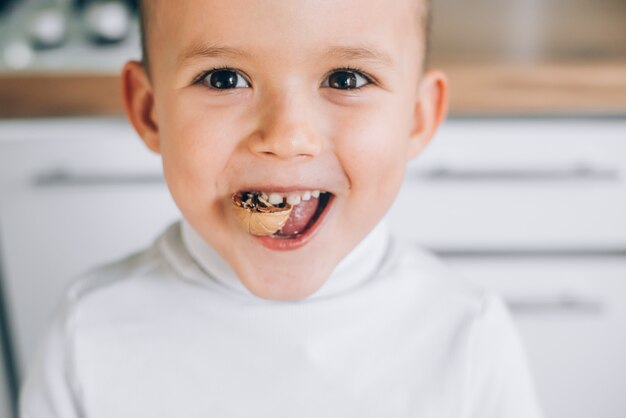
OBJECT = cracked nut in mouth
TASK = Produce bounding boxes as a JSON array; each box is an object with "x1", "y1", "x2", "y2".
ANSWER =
[{"x1": 232, "y1": 191, "x2": 293, "y2": 237}]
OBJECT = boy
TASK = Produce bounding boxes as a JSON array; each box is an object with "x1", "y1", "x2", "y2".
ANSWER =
[{"x1": 20, "y1": 0, "x2": 543, "y2": 416}]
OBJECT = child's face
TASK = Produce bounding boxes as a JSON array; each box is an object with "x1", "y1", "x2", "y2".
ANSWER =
[{"x1": 123, "y1": 0, "x2": 447, "y2": 301}]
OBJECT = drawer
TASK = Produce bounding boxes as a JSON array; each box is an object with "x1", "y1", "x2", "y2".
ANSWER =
[
  {"x1": 387, "y1": 118, "x2": 626, "y2": 249},
  {"x1": 439, "y1": 254, "x2": 626, "y2": 418},
  {"x1": 389, "y1": 180, "x2": 626, "y2": 248},
  {"x1": 0, "y1": 117, "x2": 162, "y2": 191}
]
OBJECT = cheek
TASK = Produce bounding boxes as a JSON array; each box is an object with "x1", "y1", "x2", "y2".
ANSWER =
[
  {"x1": 157, "y1": 94, "x2": 241, "y2": 211},
  {"x1": 333, "y1": 102, "x2": 410, "y2": 199}
]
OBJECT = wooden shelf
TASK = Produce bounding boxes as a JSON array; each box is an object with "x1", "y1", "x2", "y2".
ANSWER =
[
  {"x1": 0, "y1": 73, "x2": 122, "y2": 119},
  {"x1": 2, "y1": 62, "x2": 626, "y2": 118},
  {"x1": 443, "y1": 62, "x2": 626, "y2": 116}
]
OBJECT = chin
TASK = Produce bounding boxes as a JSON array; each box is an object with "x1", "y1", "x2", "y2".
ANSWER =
[{"x1": 237, "y1": 259, "x2": 335, "y2": 302}]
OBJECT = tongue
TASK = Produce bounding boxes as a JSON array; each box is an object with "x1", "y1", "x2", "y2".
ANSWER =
[{"x1": 278, "y1": 198, "x2": 320, "y2": 236}]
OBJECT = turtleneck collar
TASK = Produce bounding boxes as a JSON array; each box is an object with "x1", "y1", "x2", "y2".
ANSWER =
[{"x1": 177, "y1": 217, "x2": 391, "y2": 302}]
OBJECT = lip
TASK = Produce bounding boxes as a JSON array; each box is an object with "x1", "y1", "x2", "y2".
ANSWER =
[
  {"x1": 253, "y1": 193, "x2": 335, "y2": 251},
  {"x1": 233, "y1": 185, "x2": 333, "y2": 194}
]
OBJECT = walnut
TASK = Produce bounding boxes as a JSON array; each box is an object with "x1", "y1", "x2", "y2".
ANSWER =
[{"x1": 232, "y1": 193, "x2": 293, "y2": 236}]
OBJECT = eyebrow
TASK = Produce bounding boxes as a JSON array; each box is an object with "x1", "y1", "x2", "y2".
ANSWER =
[
  {"x1": 324, "y1": 45, "x2": 395, "y2": 67},
  {"x1": 177, "y1": 42, "x2": 394, "y2": 68},
  {"x1": 178, "y1": 43, "x2": 252, "y2": 65}
]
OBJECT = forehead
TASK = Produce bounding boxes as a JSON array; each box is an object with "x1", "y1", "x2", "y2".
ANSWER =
[{"x1": 149, "y1": 0, "x2": 422, "y2": 71}]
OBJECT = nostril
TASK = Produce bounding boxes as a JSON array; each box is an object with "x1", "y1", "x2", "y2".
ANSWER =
[
  {"x1": 247, "y1": 105, "x2": 323, "y2": 159},
  {"x1": 249, "y1": 131, "x2": 322, "y2": 159}
]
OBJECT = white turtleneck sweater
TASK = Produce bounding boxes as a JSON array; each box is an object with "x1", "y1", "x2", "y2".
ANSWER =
[{"x1": 20, "y1": 219, "x2": 543, "y2": 418}]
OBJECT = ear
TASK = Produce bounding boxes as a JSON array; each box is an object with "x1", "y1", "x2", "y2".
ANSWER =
[
  {"x1": 407, "y1": 69, "x2": 448, "y2": 160},
  {"x1": 121, "y1": 61, "x2": 161, "y2": 154}
]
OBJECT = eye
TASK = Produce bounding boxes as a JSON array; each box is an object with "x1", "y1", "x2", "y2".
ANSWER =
[
  {"x1": 322, "y1": 68, "x2": 372, "y2": 90},
  {"x1": 197, "y1": 68, "x2": 251, "y2": 89}
]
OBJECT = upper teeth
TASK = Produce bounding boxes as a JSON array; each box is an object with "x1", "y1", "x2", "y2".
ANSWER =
[
  {"x1": 286, "y1": 195, "x2": 301, "y2": 205},
  {"x1": 268, "y1": 193, "x2": 283, "y2": 205},
  {"x1": 263, "y1": 190, "x2": 324, "y2": 206}
]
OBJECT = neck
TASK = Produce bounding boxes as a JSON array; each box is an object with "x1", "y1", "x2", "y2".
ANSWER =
[{"x1": 180, "y1": 219, "x2": 391, "y2": 302}]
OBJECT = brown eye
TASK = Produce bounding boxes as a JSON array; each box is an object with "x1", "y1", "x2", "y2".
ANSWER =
[
  {"x1": 200, "y1": 68, "x2": 250, "y2": 89},
  {"x1": 324, "y1": 70, "x2": 370, "y2": 90}
]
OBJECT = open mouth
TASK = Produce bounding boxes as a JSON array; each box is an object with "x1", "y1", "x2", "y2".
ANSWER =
[{"x1": 232, "y1": 190, "x2": 333, "y2": 243}]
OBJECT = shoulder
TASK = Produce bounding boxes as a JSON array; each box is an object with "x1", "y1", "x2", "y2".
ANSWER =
[
  {"x1": 19, "y1": 223, "x2": 187, "y2": 417},
  {"x1": 60, "y1": 221, "x2": 184, "y2": 318},
  {"x1": 388, "y1": 237, "x2": 490, "y2": 317},
  {"x1": 65, "y1": 242, "x2": 161, "y2": 304},
  {"x1": 390, "y1": 240, "x2": 543, "y2": 416},
  {"x1": 387, "y1": 236, "x2": 525, "y2": 350}
]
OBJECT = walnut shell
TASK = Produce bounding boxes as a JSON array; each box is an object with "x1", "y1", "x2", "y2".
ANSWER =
[{"x1": 232, "y1": 200, "x2": 293, "y2": 236}]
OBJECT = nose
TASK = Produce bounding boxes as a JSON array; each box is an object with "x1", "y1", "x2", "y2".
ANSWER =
[{"x1": 248, "y1": 90, "x2": 322, "y2": 160}]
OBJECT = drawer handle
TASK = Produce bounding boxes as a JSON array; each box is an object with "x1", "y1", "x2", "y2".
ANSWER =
[
  {"x1": 506, "y1": 294, "x2": 605, "y2": 315},
  {"x1": 33, "y1": 169, "x2": 164, "y2": 187},
  {"x1": 432, "y1": 247, "x2": 626, "y2": 258},
  {"x1": 413, "y1": 164, "x2": 620, "y2": 182}
]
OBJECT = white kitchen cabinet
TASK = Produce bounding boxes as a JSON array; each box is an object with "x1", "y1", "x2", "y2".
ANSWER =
[{"x1": 1, "y1": 117, "x2": 625, "y2": 418}]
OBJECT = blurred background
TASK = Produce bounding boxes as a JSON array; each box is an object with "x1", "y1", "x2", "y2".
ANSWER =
[{"x1": 0, "y1": 0, "x2": 625, "y2": 417}]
